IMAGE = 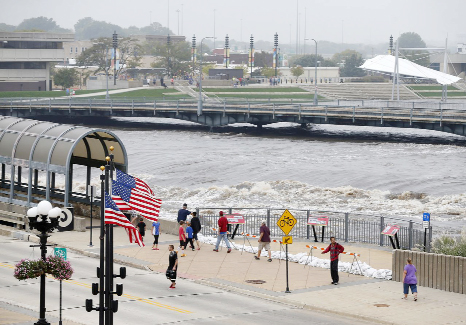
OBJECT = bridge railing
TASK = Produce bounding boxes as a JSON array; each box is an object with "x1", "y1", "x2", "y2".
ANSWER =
[{"x1": 196, "y1": 207, "x2": 430, "y2": 251}]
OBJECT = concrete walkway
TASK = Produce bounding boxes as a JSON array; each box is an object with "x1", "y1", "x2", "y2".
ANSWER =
[{"x1": 1, "y1": 223, "x2": 464, "y2": 325}]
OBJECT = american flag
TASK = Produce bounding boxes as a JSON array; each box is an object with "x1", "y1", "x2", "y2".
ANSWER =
[
  {"x1": 104, "y1": 193, "x2": 144, "y2": 247},
  {"x1": 116, "y1": 169, "x2": 155, "y2": 196},
  {"x1": 112, "y1": 180, "x2": 161, "y2": 222}
]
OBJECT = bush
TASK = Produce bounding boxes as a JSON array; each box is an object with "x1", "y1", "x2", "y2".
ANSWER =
[{"x1": 432, "y1": 229, "x2": 466, "y2": 257}]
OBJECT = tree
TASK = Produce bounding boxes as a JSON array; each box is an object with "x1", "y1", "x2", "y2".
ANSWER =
[
  {"x1": 290, "y1": 65, "x2": 304, "y2": 78},
  {"x1": 398, "y1": 32, "x2": 430, "y2": 67},
  {"x1": 53, "y1": 68, "x2": 79, "y2": 89},
  {"x1": 148, "y1": 41, "x2": 192, "y2": 77},
  {"x1": 254, "y1": 51, "x2": 272, "y2": 68},
  {"x1": 261, "y1": 65, "x2": 276, "y2": 78},
  {"x1": 332, "y1": 50, "x2": 362, "y2": 66},
  {"x1": 291, "y1": 54, "x2": 336, "y2": 67},
  {"x1": 16, "y1": 17, "x2": 71, "y2": 33},
  {"x1": 76, "y1": 37, "x2": 142, "y2": 78},
  {"x1": 74, "y1": 17, "x2": 124, "y2": 40},
  {"x1": 339, "y1": 53, "x2": 366, "y2": 77},
  {"x1": 0, "y1": 23, "x2": 15, "y2": 32}
]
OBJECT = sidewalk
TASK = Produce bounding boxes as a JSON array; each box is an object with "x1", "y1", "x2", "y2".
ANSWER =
[{"x1": 2, "y1": 224, "x2": 465, "y2": 325}]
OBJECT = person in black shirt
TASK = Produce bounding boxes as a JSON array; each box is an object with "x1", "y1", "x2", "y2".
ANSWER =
[
  {"x1": 137, "y1": 218, "x2": 146, "y2": 242},
  {"x1": 167, "y1": 245, "x2": 178, "y2": 289},
  {"x1": 190, "y1": 212, "x2": 202, "y2": 250}
]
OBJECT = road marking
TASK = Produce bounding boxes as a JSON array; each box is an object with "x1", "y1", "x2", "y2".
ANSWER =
[{"x1": 0, "y1": 263, "x2": 192, "y2": 314}]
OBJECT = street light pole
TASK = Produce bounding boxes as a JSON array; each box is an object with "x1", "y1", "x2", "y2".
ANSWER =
[
  {"x1": 198, "y1": 37, "x2": 214, "y2": 116},
  {"x1": 312, "y1": 38, "x2": 318, "y2": 105}
]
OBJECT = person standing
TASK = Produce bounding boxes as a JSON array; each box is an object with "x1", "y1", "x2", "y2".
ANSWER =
[
  {"x1": 254, "y1": 220, "x2": 272, "y2": 262},
  {"x1": 136, "y1": 218, "x2": 146, "y2": 243},
  {"x1": 185, "y1": 222, "x2": 195, "y2": 251},
  {"x1": 402, "y1": 258, "x2": 418, "y2": 301},
  {"x1": 166, "y1": 245, "x2": 178, "y2": 289},
  {"x1": 213, "y1": 211, "x2": 231, "y2": 253},
  {"x1": 190, "y1": 212, "x2": 202, "y2": 250},
  {"x1": 177, "y1": 203, "x2": 191, "y2": 223},
  {"x1": 151, "y1": 219, "x2": 161, "y2": 250},
  {"x1": 178, "y1": 221, "x2": 187, "y2": 257},
  {"x1": 321, "y1": 236, "x2": 344, "y2": 285}
]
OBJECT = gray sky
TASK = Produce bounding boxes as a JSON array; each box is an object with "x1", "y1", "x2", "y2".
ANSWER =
[{"x1": 1, "y1": 0, "x2": 465, "y2": 46}]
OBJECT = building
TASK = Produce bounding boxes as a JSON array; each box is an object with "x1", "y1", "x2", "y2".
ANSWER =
[
  {"x1": 279, "y1": 67, "x2": 340, "y2": 82},
  {"x1": 62, "y1": 40, "x2": 93, "y2": 65},
  {"x1": 430, "y1": 43, "x2": 466, "y2": 79},
  {"x1": 0, "y1": 32, "x2": 74, "y2": 91}
]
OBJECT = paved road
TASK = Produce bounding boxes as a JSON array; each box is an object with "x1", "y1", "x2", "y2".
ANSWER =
[{"x1": 0, "y1": 236, "x2": 372, "y2": 325}]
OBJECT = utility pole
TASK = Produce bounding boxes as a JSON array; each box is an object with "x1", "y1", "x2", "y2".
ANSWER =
[
  {"x1": 176, "y1": 9, "x2": 180, "y2": 35},
  {"x1": 224, "y1": 34, "x2": 230, "y2": 68},
  {"x1": 274, "y1": 33, "x2": 279, "y2": 77},
  {"x1": 112, "y1": 31, "x2": 117, "y2": 86},
  {"x1": 249, "y1": 35, "x2": 254, "y2": 77}
]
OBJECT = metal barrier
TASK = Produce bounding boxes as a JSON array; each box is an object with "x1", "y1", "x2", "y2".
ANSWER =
[{"x1": 197, "y1": 207, "x2": 429, "y2": 251}]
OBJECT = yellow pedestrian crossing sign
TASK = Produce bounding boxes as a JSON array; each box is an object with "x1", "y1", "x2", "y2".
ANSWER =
[
  {"x1": 282, "y1": 236, "x2": 293, "y2": 244},
  {"x1": 277, "y1": 209, "x2": 297, "y2": 235}
]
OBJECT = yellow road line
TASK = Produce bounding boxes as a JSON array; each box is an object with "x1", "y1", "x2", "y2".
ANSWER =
[{"x1": 0, "y1": 263, "x2": 192, "y2": 314}]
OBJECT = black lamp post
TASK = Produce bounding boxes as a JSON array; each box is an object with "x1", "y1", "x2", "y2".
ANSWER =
[
  {"x1": 274, "y1": 33, "x2": 279, "y2": 78},
  {"x1": 27, "y1": 201, "x2": 63, "y2": 325}
]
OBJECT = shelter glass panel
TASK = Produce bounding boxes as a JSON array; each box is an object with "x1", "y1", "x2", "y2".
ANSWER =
[
  {"x1": 51, "y1": 141, "x2": 73, "y2": 166},
  {"x1": 15, "y1": 135, "x2": 36, "y2": 160},
  {"x1": 43, "y1": 125, "x2": 74, "y2": 138},
  {"x1": 27, "y1": 122, "x2": 56, "y2": 134},
  {"x1": 63, "y1": 128, "x2": 89, "y2": 141},
  {"x1": 33, "y1": 138, "x2": 55, "y2": 163},
  {"x1": 0, "y1": 117, "x2": 16, "y2": 129},
  {"x1": 9, "y1": 120, "x2": 36, "y2": 132},
  {"x1": 103, "y1": 139, "x2": 124, "y2": 164},
  {"x1": 73, "y1": 140, "x2": 88, "y2": 159},
  {"x1": 87, "y1": 137, "x2": 106, "y2": 161},
  {"x1": 0, "y1": 133, "x2": 20, "y2": 156}
]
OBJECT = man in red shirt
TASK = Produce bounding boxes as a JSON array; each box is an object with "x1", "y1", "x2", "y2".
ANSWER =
[
  {"x1": 213, "y1": 211, "x2": 231, "y2": 253},
  {"x1": 322, "y1": 236, "x2": 344, "y2": 285}
]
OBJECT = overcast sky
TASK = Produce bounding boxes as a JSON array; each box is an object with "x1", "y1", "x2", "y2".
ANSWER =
[{"x1": 2, "y1": 0, "x2": 465, "y2": 46}]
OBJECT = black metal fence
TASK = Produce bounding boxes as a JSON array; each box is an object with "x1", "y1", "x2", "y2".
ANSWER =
[{"x1": 197, "y1": 207, "x2": 431, "y2": 251}]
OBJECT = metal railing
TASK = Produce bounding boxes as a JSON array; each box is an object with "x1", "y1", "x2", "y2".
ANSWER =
[{"x1": 196, "y1": 207, "x2": 430, "y2": 251}]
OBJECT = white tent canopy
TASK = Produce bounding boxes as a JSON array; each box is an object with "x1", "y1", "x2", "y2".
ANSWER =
[{"x1": 359, "y1": 55, "x2": 461, "y2": 85}]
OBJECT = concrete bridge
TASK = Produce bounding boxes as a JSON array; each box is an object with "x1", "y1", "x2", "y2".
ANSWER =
[{"x1": 1, "y1": 97, "x2": 466, "y2": 136}]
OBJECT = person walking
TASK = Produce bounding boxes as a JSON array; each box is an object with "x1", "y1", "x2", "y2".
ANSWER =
[
  {"x1": 151, "y1": 219, "x2": 161, "y2": 250},
  {"x1": 185, "y1": 222, "x2": 195, "y2": 251},
  {"x1": 136, "y1": 218, "x2": 146, "y2": 243},
  {"x1": 213, "y1": 211, "x2": 231, "y2": 253},
  {"x1": 178, "y1": 221, "x2": 187, "y2": 257},
  {"x1": 177, "y1": 203, "x2": 191, "y2": 223},
  {"x1": 254, "y1": 220, "x2": 272, "y2": 262},
  {"x1": 321, "y1": 236, "x2": 344, "y2": 285},
  {"x1": 190, "y1": 212, "x2": 202, "y2": 250},
  {"x1": 402, "y1": 258, "x2": 418, "y2": 301},
  {"x1": 166, "y1": 245, "x2": 178, "y2": 289}
]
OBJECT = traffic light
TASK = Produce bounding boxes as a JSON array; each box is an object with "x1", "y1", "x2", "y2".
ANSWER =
[
  {"x1": 274, "y1": 33, "x2": 278, "y2": 48},
  {"x1": 225, "y1": 34, "x2": 229, "y2": 49},
  {"x1": 250, "y1": 35, "x2": 254, "y2": 49},
  {"x1": 112, "y1": 31, "x2": 118, "y2": 48},
  {"x1": 192, "y1": 35, "x2": 196, "y2": 48}
]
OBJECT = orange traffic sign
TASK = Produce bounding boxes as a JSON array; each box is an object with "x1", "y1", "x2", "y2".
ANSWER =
[
  {"x1": 277, "y1": 209, "x2": 297, "y2": 235},
  {"x1": 282, "y1": 236, "x2": 293, "y2": 244}
]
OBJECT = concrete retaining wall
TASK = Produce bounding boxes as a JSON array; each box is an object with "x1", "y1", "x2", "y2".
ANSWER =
[{"x1": 393, "y1": 249, "x2": 466, "y2": 294}]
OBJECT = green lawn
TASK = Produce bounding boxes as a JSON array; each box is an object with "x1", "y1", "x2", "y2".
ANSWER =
[
  {"x1": 409, "y1": 85, "x2": 457, "y2": 91},
  {"x1": 200, "y1": 87, "x2": 308, "y2": 93},
  {"x1": 216, "y1": 94, "x2": 319, "y2": 99},
  {"x1": 92, "y1": 88, "x2": 189, "y2": 99},
  {"x1": 418, "y1": 92, "x2": 466, "y2": 97},
  {"x1": 0, "y1": 89, "x2": 104, "y2": 98}
]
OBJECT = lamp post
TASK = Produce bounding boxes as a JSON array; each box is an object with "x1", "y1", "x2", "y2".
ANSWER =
[
  {"x1": 249, "y1": 35, "x2": 254, "y2": 77},
  {"x1": 304, "y1": 38, "x2": 309, "y2": 56},
  {"x1": 274, "y1": 33, "x2": 279, "y2": 78},
  {"x1": 27, "y1": 201, "x2": 64, "y2": 325},
  {"x1": 198, "y1": 36, "x2": 214, "y2": 116},
  {"x1": 311, "y1": 38, "x2": 318, "y2": 105}
]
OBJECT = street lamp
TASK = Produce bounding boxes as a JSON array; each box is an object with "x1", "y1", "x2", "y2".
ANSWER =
[
  {"x1": 27, "y1": 201, "x2": 63, "y2": 325},
  {"x1": 198, "y1": 36, "x2": 214, "y2": 116},
  {"x1": 311, "y1": 38, "x2": 318, "y2": 105}
]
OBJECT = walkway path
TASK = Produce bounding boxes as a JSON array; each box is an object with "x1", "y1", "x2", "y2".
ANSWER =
[{"x1": 1, "y1": 223, "x2": 464, "y2": 325}]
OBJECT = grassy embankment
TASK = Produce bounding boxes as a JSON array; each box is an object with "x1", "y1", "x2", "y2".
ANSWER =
[
  {"x1": 408, "y1": 85, "x2": 466, "y2": 98},
  {"x1": 0, "y1": 89, "x2": 105, "y2": 98}
]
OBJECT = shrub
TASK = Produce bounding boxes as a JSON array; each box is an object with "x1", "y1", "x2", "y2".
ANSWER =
[{"x1": 432, "y1": 229, "x2": 466, "y2": 257}]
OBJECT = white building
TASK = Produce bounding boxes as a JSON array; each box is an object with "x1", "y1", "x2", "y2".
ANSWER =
[
  {"x1": 0, "y1": 32, "x2": 74, "y2": 91},
  {"x1": 278, "y1": 67, "x2": 340, "y2": 83}
]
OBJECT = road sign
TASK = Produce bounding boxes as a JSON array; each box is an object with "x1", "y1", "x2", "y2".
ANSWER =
[
  {"x1": 307, "y1": 216, "x2": 329, "y2": 226},
  {"x1": 54, "y1": 247, "x2": 67, "y2": 260},
  {"x1": 423, "y1": 213, "x2": 430, "y2": 222},
  {"x1": 277, "y1": 209, "x2": 297, "y2": 235},
  {"x1": 282, "y1": 236, "x2": 293, "y2": 244},
  {"x1": 381, "y1": 225, "x2": 400, "y2": 236},
  {"x1": 225, "y1": 214, "x2": 245, "y2": 224}
]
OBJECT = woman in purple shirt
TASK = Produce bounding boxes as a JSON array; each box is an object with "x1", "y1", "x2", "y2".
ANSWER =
[{"x1": 402, "y1": 258, "x2": 418, "y2": 301}]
